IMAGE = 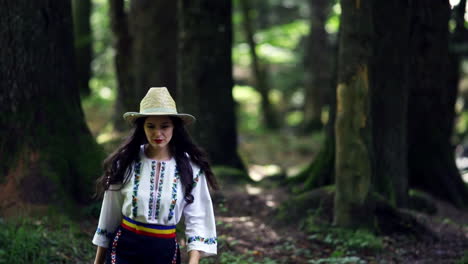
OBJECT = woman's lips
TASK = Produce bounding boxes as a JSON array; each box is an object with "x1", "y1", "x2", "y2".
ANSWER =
[{"x1": 154, "y1": 139, "x2": 163, "y2": 143}]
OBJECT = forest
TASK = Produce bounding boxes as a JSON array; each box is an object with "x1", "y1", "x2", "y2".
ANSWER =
[{"x1": 1, "y1": 0, "x2": 468, "y2": 263}]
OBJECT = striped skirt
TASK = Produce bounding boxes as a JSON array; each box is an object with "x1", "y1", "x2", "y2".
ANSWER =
[{"x1": 106, "y1": 216, "x2": 180, "y2": 264}]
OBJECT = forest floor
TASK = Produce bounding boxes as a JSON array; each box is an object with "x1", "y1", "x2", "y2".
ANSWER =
[{"x1": 205, "y1": 181, "x2": 468, "y2": 264}]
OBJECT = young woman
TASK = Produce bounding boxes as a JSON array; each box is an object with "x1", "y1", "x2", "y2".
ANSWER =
[{"x1": 92, "y1": 87, "x2": 218, "y2": 264}]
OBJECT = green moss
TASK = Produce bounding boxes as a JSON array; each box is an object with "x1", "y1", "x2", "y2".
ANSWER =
[{"x1": 212, "y1": 166, "x2": 252, "y2": 185}]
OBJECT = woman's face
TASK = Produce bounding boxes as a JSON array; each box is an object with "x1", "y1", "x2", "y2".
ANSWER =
[{"x1": 143, "y1": 116, "x2": 174, "y2": 151}]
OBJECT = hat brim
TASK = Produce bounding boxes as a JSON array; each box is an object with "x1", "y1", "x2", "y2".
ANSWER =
[{"x1": 123, "y1": 112, "x2": 196, "y2": 125}]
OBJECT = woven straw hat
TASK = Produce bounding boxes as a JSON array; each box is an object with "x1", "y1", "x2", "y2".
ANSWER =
[{"x1": 123, "y1": 87, "x2": 195, "y2": 125}]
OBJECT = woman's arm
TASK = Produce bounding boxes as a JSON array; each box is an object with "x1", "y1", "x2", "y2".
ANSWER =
[
  {"x1": 188, "y1": 250, "x2": 201, "y2": 264},
  {"x1": 93, "y1": 246, "x2": 107, "y2": 264}
]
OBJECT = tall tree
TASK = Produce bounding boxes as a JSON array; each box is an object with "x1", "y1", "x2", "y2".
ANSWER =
[
  {"x1": 178, "y1": 0, "x2": 246, "y2": 172},
  {"x1": 109, "y1": 0, "x2": 177, "y2": 130},
  {"x1": 407, "y1": 0, "x2": 468, "y2": 208},
  {"x1": 239, "y1": 0, "x2": 278, "y2": 130},
  {"x1": 303, "y1": 0, "x2": 333, "y2": 131},
  {"x1": 72, "y1": 0, "x2": 93, "y2": 97},
  {"x1": 0, "y1": 0, "x2": 103, "y2": 209},
  {"x1": 333, "y1": 0, "x2": 374, "y2": 228},
  {"x1": 369, "y1": 0, "x2": 410, "y2": 207}
]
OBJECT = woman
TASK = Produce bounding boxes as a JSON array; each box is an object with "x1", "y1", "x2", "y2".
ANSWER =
[{"x1": 93, "y1": 87, "x2": 218, "y2": 264}]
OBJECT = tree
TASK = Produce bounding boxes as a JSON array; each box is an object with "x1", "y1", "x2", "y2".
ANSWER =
[
  {"x1": 109, "y1": 0, "x2": 177, "y2": 130},
  {"x1": 239, "y1": 0, "x2": 278, "y2": 130},
  {"x1": 0, "y1": 0, "x2": 103, "y2": 210},
  {"x1": 303, "y1": 0, "x2": 333, "y2": 131},
  {"x1": 72, "y1": 0, "x2": 93, "y2": 97},
  {"x1": 407, "y1": 0, "x2": 468, "y2": 208},
  {"x1": 369, "y1": 0, "x2": 410, "y2": 207},
  {"x1": 333, "y1": 0, "x2": 374, "y2": 228},
  {"x1": 178, "y1": 0, "x2": 246, "y2": 172}
]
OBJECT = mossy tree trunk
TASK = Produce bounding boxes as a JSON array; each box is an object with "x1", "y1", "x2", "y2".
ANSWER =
[
  {"x1": 178, "y1": 0, "x2": 247, "y2": 173},
  {"x1": 407, "y1": 0, "x2": 468, "y2": 208},
  {"x1": 303, "y1": 0, "x2": 333, "y2": 132},
  {"x1": 239, "y1": 0, "x2": 278, "y2": 130},
  {"x1": 72, "y1": 0, "x2": 92, "y2": 97},
  {"x1": 110, "y1": 0, "x2": 177, "y2": 131},
  {"x1": 334, "y1": 0, "x2": 374, "y2": 228},
  {"x1": 369, "y1": 0, "x2": 410, "y2": 208},
  {"x1": 0, "y1": 0, "x2": 103, "y2": 209}
]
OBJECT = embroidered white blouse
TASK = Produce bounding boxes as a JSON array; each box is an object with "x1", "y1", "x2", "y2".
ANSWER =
[{"x1": 92, "y1": 145, "x2": 217, "y2": 257}]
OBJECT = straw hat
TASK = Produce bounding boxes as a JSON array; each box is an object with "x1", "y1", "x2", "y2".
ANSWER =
[{"x1": 123, "y1": 87, "x2": 196, "y2": 125}]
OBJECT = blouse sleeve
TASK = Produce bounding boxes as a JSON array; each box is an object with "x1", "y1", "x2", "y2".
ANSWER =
[
  {"x1": 183, "y1": 170, "x2": 217, "y2": 257},
  {"x1": 92, "y1": 184, "x2": 124, "y2": 248}
]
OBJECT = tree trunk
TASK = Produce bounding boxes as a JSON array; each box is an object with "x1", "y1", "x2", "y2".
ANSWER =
[
  {"x1": 369, "y1": 0, "x2": 410, "y2": 208},
  {"x1": 109, "y1": 0, "x2": 134, "y2": 131},
  {"x1": 72, "y1": 0, "x2": 92, "y2": 97},
  {"x1": 0, "y1": 0, "x2": 103, "y2": 211},
  {"x1": 289, "y1": 31, "x2": 338, "y2": 191},
  {"x1": 407, "y1": 0, "x2": 468, "y2": 208},
  {"x1": 178, "y1": 0, "x2": 247, "y2": 173},
  {"x1": 303, "y1": 0, "x2": 332, "y2": 132},
  {"x1": 334, "y1": 0, "x2": 374, "y2": 228},
  {"x1": 239, "y1": 0, "x2": 278, "y2": 130},
  {"x1": 110, "y1": 0, "x2": 178, "y2": 131},
  {"x1": 129, "y1": 0, "x2": 178, "y2": 98}
]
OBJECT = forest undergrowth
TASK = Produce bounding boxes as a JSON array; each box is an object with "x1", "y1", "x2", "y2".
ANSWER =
[{"x1": 0, "y1": 132, "x2": 467, "y2": 263}]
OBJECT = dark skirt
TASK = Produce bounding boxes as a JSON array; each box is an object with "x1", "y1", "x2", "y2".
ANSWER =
[{"x1": 106, "y1": 219, "x2": 181, "y2": 264}]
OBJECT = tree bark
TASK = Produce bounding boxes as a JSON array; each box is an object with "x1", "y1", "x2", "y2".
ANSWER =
[
  {"x1": 369, "y1": 0, "x2": 410, "y2": 208},
  {"x1": 0, "y1": 0, "x2": 103, "y2": 210},
  {"x1": 334, "y1": 0, "x2": 374, "y2": 228},
  {"x1": 72, "y1": 0, "x2": 92, "y2": 97},
  {"x1": 407, "y1": 0, "x2": 468, "y2": 208},
  {"x1": 239, "y1": 0, "x2": 278, "y2": 130},
  {"x1": 129, "y1": 0, "x2": 178, "y2": 98},
  {"x1": 109, "y1": 0, "x2": 134, "y2": 131},
  {"x1": 178, "y1": 0, "x2": 247, "y2": 173},
  {"x1": 303, "y1": 0, "x2": 332, "y2": 132},
  {"x1": 110, "y1": 0, "x2": 178, "y2": 131}
]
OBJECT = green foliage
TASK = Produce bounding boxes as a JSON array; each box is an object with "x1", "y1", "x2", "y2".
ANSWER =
[
  {"x1": 456, "y1": 250, "x2": 468, "y2": 264},
  {"x1": 308, "y1": 256, "x2": 366, "y2": 264},
  {"x1": 0, "y1": 216, "x2": 95, "y2": 264},
  {"x1": 307, "y1": 224, "x2": 383, "y2": 252},
  {"x1": 200, "y1": 251, "x2": 278, "y2": 264}
]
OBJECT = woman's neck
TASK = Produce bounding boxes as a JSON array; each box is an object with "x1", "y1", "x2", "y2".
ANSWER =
[{"x1": 144, "y1": 145, "x2": 171, "y2": 161}]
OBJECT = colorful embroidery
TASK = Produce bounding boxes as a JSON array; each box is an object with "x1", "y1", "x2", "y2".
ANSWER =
[
  {"x1": 132, "y1": 160, "x2": 142, "y2": 218},
  {"x1": 111, "y1": 228, "x2": 122, "y2": 264},
  {"x1": 193, "y1": 169, "x2": 202, "y2": 188},
  {"x1": 172, "y1": 238, "x2": 179, "y2": 264},
  {"x1": 167, "y1": 166, "x2": 180, "y2": 221},
  {"x1": 187, "y1": 236, "x2": 217, "y2": 245},
  {"x1": 154, "y1": 162, "x2": 166, "y2": 219},
  {"x1": 95, "y1": 227, "x2": 113, "y2": 239},
  {"x1": 148, "y1": 161, "x2": 157, "y2": 218}
]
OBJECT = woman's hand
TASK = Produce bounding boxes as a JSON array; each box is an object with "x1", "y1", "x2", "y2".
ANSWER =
[
  {"x1": 188, "y1": 250, "x2": 201, "y2": 264},
  {"x1": 94, "y1": 246, "x2": 107, "y2": 264}
]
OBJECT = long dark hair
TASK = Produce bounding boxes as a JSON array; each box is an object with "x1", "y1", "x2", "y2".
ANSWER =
[{"x1": 96, "y1": 116, "x2": 218, "y2": 203}]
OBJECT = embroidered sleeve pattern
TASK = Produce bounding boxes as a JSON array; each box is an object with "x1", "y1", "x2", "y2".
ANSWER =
[
  {"x1": 187, "y1": 236, "x2": 217, "y2": 245},
  {"x1": 95, "y1": 227, "x2": 114, "y2": 239},
  {"x1": 183, "y1": 169, "x2": 217, "y2": 257}
]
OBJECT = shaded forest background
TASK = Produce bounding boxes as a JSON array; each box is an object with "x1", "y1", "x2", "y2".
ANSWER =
[{"x1": 1, "y1": 0, "x2": 468, "y2": 263}]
